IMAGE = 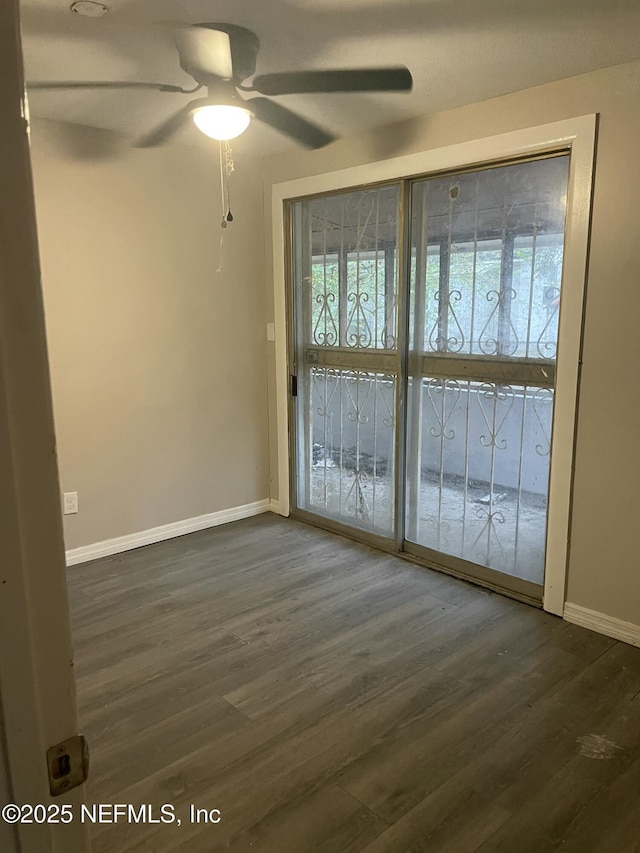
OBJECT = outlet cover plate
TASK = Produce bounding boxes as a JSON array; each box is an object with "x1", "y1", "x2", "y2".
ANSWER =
[{"x1": 63, "y1": 491, "x2": 78, "y2": 515}]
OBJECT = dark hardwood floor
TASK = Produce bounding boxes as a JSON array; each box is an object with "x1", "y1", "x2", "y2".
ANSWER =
[{"x1": 66, "y1": 513, "x2": 640, "y2": 852}]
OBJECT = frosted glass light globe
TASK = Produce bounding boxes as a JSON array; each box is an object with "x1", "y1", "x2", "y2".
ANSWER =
[{"x1": 192, "y1": 105, "x2": 251, "y2": 141}]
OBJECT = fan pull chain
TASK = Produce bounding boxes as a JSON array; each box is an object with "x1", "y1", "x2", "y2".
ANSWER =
[
  {"x1": 223, "y1": 140, "x2": 234, "y2": 223},
  {"x1": 216, "y1": 141, "x2": 235, "y2": 273},
  {"x1": 219, "y1": 140, "x2": 227, "y2": 229}
]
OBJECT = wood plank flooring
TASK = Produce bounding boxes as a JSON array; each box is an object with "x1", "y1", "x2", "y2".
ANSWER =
[{"x1": 66, "y1": 514, "x2": 640, "y2": 852}]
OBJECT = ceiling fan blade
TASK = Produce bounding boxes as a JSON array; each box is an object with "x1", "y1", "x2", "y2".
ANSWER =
[
  {"x1": 27, "y1": 81, "x2": 199, "y2": 93},
  {"x1": 135, "y1": 101, "x2": 201, "y2": 148},
  {"x1": 251, "y1": 67, "x2": 412, "y2": 95},
  {"x1": 175, "y1": 26, "x2": 233, "y2": 80},
  {"x1": 249, "y1": 97, "x2": 334, "y2": 149}
]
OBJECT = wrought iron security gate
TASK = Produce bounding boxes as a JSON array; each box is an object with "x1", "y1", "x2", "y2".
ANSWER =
[
  {"x1": 289, "y1": 184, "x2": 402, "y2": 543},
  {"x1": 288, "y1": 152, "x2": 570, "y2": 601}
]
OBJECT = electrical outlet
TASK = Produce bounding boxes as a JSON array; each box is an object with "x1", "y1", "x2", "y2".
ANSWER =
[
  {"x1": 266, "y1": 322, "x2": 275, "y2": 342},
  {"x1": 63, "y1": 491, "x2": 78, "y2": 515}
]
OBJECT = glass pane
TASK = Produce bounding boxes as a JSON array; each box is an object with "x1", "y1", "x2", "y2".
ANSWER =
[
  {"x1": 406, "y1": 379, "x2": 552, "y2": 584},
  {"x1": 513, "y1": 235, "x2": 564, "y2": 359},
  {"x1": 292, "y1": 184, "x2": 400, "y2": 541},
  {"x1": 299, "y1": 185, "x2": 400, "y2": 350},
  {"x1": 297, "y1": 368, "x2": 396, "y2": 536},
  {"x1": 410, "y1": 156, "x2": 569, "y2": 359},
  {"x1": 406, "y1": 154, "x2": 569, "y2": 590}
]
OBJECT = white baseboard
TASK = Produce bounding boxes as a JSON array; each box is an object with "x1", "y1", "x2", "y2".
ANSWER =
[
  {"x1": 269, "y1": 499, "x2": 285, "y2": 515},
  {"x1": 66, "y1": 499, "x2": 272, "y2": 566},
  {"x1": 564, "y1": 602, "x2": 640, "y2": 648}
]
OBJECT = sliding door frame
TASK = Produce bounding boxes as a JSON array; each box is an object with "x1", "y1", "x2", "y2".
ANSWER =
[
  {"x1": 271, "y1": 115, "x2": 596, "y2": 615},
  {"x1": 284, "y1": 181, "x2": 406, "y2": 548}
]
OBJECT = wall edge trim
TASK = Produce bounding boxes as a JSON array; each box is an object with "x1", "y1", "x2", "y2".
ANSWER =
[
  {"x1": 564, "y1": 602, "x2": 640, "y2": 648},
  {"x1": 65, "y1": 499, "x2": 271, "y2": 565}
]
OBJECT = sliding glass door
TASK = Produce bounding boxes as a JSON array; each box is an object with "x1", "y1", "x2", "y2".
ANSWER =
[
  {"x1": 289, "y1": 153, "x2": 570, "y2": 600},
  {"x1": 405, "y1": 156, "x2": 569, "y2": 596},
  {"x1": 289, "y1": 185, "x2": 401, "y2": 541}
]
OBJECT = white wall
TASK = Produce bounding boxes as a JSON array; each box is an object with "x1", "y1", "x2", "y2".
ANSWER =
[{"x1": 30, "y1": 120, "x2": 269, "y2": 550}]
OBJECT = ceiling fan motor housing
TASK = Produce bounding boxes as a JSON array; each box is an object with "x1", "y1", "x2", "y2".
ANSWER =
[{"x1": 195, "y1": 23, "x2": 260, "y2": 84}]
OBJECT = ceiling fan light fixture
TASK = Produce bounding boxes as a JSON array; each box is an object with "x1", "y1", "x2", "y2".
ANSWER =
[{"x1": 192, "y1": 104, "x2": 251, "y2": 141}]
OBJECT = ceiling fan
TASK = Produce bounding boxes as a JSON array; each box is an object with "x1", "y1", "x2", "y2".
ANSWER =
[{"x1": 27, "y1": 22, "x2": 413, "y2": 149}]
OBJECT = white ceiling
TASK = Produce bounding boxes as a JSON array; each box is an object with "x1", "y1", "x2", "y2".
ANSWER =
[{"x1": 18, "y1": 0, "x2": 640, "y2": 154}]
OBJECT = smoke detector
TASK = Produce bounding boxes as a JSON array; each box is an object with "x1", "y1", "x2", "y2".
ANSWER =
[{"x1": 70, "y1": 1, "x2": 109, "y2": 17}]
